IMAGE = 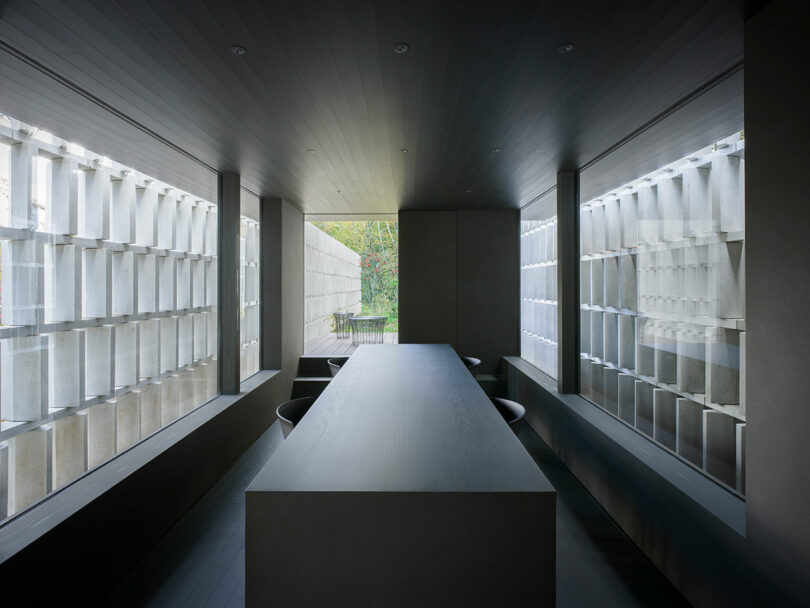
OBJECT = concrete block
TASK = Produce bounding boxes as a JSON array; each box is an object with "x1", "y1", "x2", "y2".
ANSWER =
[
  {"x1": 710, "y1": 241, "x2": 744, "y2": 320},
  {"x1": 635, "y1": 380, "x2": 654, "y2": 438},
  {"x1": 177, "y1": 257, "x2": 191, "y2": 309},
  {"x1": 191, "y1": 203, "x2": 207, "y2": 254},
  {"x1": 207, "y1": 311, "x2": 218, "y2": 358},
  {"x1": 160, "y1": 377, "x2": 180, "y2": 425},
  {"x1": 49, "y1": 157, "x2": 79, "y2": 235},
  {"x1": 139, "y1": 319, "x2": 160, "y2": 379},
  {"x1": 617, "y1": 373, "x2": 635, "y2": 424},
  {"x1": 52, "y1": 412, "x2": 87, "y2": 490},
  {"x1": 580, "y1": 357, "x2": 592, "y2": 401},
  {"x1": 205, "y1": 208, "x2": 217, "y2": 256},
  {"x1": 157, "y1": 193, "x2": 176, "y2": 250},
  {"x1": 193, "y1": 260, "x2": 206, "y2": 307},
  {"x1": 580, "y1": 308, "x2": 590, "y2": 356},
  {"x1": 81, "y1": 166, "x2": 110, "y2": 239},
  {"x1": 178, "y1": 371, "x2": 194, "y2": 415},
  {"x1": 176, "y1": 196, "x2": 192, "y2": 252},
  {"x1": 178, "y1": 314, "x2": 193, "y2": 367},
  {"x1": 114, "y1": 322, "x2": 138, "y2": 388},
  {"x1": 711, "y1": 154, "x2": 745, "y2": 234},
  {"x1": 590, "y1": 258, "x2": 604, "y2": 307},
  {"x1": 158, "y1": 256, "x2": 176, "y2": 311},
  {"x1": 635, "y1": 317, "x2": 655, "y2": 376},
  {"x1": 140, "y1": 383, "x2": 162, "y2": 437},
  {"x1": 676, "y1": 398, "x2": 703, "y2": 467},
  {"x1": 193, "y1": 312, "x2": 207, "y2": 362},
  {"x1": 653, "y1": 389, "x2": 677, "y2": 451},
  {"x1": 590, "y1": 362, "x2": 605, "y2": 407},
  {"x1": 703, "y1": 410, "x2": 736, "y2": 488},
  {"x1": 204, "y1": 358, "x2": 217, "y2": 398},
  {"x1": 580, "y1": 208, "x2": 593, "y2": 255},
  {"x1": 591, "y1": 204, "x2": 606, "y2": 253},
  {"x1": 82, "y1": 247, "x2": 109, "y2": 319},
  {"x1": 160, "y1": 317, "x2": 178, "y2": 373},
  {"x1": 580, "y1": 260, "x2": 590, "y2": 305}
]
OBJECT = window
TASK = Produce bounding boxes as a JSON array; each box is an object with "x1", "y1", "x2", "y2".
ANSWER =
[
  {"x1": 579, "y1": 132, "x2": 745, "y2": 494},
  {"x1": 239, "y1": 191, "x2": 260, "y2": 381},
  {"x1": 0, "y1": 112, "x2": 219, "y2": 522},
  {"x1": 520, "y1": 208, "x2": 558, "y2": 379}
]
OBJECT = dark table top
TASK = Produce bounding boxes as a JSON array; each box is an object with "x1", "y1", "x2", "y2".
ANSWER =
[{"x1": 248, "y1": 344, "x2": 553, "y2": 493}]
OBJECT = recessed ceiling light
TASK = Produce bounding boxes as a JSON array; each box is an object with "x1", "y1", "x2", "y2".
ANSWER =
[
  {"x1": 399, "y1": 148, "x2": 408, "y2": 153},
  {"x1": 492, "y1": 148, "x2": 501, "y2": 153},
  {"x1": 230, "y1": 45, "x2": 247, "y2": 56},
  {"x1": 557, "y1": 42, "x2": 574, "y2": 54},
  {"x1": 306, "y1": 149, "x2": 316, "y2": 154},
  {"x1": 336, "y1": 190, "x2": 343, "y2": 194},
  {"x1": 393, "y1": 42, "x2": 409, "y2": 55},
  {"x1": 464, "y1": 189, "x2": 472, "y2": 194}
]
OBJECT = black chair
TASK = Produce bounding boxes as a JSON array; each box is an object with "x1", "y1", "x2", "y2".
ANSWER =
[
  {"x1": 276, "y1": 396, "x2": 315, "y2": 439},
  {"x1": 490, "y1": 397, "x2": 526, "y2": 436},
  {"x1": 461, "y1": 356, "x2": 481, "y2": 376},
  {"x1": 327, "y1": 356, "x2": 350, "y2": 377}
]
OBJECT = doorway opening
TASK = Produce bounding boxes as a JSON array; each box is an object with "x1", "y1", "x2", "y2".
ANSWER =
[{"x1": 304, "y1": 219, "x2": 398, "y2": 355}]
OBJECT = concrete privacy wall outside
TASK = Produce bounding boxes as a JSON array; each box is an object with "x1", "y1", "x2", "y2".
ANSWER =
[{"x1": 304, "y1": 222, "x2": 361, "y2": 343}]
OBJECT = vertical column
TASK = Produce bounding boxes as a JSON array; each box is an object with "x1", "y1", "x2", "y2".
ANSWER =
[
  {"x1": 218, "y1": 173, "x2": 241, "y2": 394},
  {"x1": 556, "y1": 171, "x2": 579, "y2": 393}
]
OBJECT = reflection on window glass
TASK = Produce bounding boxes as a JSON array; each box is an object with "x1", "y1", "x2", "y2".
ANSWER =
[
  {"x1": 579, "y1": 131, "x2": 745, "y2": 494},
  {"x1": 239, "y1": 193, "x2": 260, "y2": 381},
  {"x1": 520, "y1": 213, "x2": 558, "y2": 379},
  {"x1": 0, "y1": 111, "x2": 219, "y2": 523}
]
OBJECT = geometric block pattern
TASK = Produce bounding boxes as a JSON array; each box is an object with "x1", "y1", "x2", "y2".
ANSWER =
[
  {"x1": 520, "y1": 217, "x2": 558, "y2": 379},
  {"x1": 0, "y1": 113, "x2": 219, "y2": 520},
  {"x1": 239, "y1": 201, "x2": 260, "y2": 382},
  {"x1": 579, "y1": 131, "x2": 746, "y2": 494}
]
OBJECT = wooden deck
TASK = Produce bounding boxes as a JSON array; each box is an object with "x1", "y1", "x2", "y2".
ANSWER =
[{"x1": 304, "y1": 331, "x2": 399, "y2": 355}]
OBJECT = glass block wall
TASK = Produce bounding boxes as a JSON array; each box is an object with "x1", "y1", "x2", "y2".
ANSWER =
[
  {"x1": 0, "y1": 112, "x2": 219, "y2": 522},
  {"x1": 520, "y1": 215, "x2": 558, "y2": 378},
  {"x1": 239, "y1": 192, "x2": 260, "y2": 381},
  {"x1": 579, "y1": 132, "x2": 745, "y2": 493}
]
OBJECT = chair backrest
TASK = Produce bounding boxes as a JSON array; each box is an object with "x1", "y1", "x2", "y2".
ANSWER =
[
  {"x1": 461, "y1": 356, "x2": 481, "y2": 376},
  {"x1": 276, "y1": 396, "x2": 316, "y2": 438},
  {"x1": 327, "y1": 356, "x2": 350, "y2": 377},
  {"x1": 490, "y1": 397, "x2": 526, "y2": 436}
]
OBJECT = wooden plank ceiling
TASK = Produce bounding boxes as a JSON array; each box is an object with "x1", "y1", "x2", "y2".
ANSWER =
[{"x1": 0, "y1": 0, "x2": 758, "y2": 213}]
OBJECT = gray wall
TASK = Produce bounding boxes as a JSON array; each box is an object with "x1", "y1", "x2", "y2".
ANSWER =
[
  {"x1": 399, "y1": 210, "x2": 519, "y2": 373},
  {"x1": 745, "y1": 0, "x2": 810, "y2": 601}
]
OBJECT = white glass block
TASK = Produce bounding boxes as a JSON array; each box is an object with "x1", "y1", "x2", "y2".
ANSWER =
[
  {"x1": 658, "y1": 176, "x2": 683, "y2": 241},
  {"x1": 157, "y1": 193, "x2": 176, "y2": 250},
  {"x1": 635, "y1": 380, "x2": 654, "y2": 438},
  {"x1": 49, "y1": 330, "x2": 81, "y2": 408},
  {"x1": 81, "y1": 166, "x2": 110, "y2": 239},
  {"x1": 590, "y1": 311, "x2": 603, "y2": 359},
  {"x1": 7, "y1": 427, "x2": 50, "y2": 515},
  {"x1": 580, "y1": 208, "x2": 593, "y2": 255},
  {"x1": 603, "y1": 312, "x2": 618, "y2": 365},
  {"x1": 676, "y1": 398, "x2": 704, "y2": 467},
  {"x1": 87, "y1": 401, "x2": 116, "y2": 468},
  {"x1": 711, "y1": 154, "x2": 745, "y2": 234},
  {"x1": 2, "y1": 239, "x2": 44, "y2": 326},
  {"x1": 114, "y1": 322, "x2": 138, "y2": 388},
  {"x1": 618, "y1": 314, "x2": 635, "y2": 371},
  {"x1": 49, "y1": 157, "x2": 78, "y2": 235},
  {"x1": 176, "y1": 196, "x2": 192, "y2": 252},
  {"x1": 158, "y1": 256, "x2": 176, "y2": 311},
  {"x1": 191, "y1": 203, "x2": 207, "y2": 254},
  {"x1": 604, "y1": 257, "x2": 619, "y2": 308},
  {"x1": 590, "y1": 258, "x2": 604, "y2": 307},
  {"x1": 676, "y1": 324, "x2": 705, "y2": 394},
  {"x1": 115, "y1": 391, "x2": 141, "y2": 452},
  {"x1": 139, "y1": 319, "x2": 160, "y2": 380},
  {"x1": 160, "y1": 317, "x2": 178, "y2": 373},
  {"x1": 709, "y1": 242, "x2": 744, "y2": 319},
  {"x1": 605, "y1": 198, "x2": 621, "y2": 251},
  {"x1": 160, "y1": 376, "x2": 180, "y2": 425},
  {"x1": 137, "y1": 254, "x2": 158, "y2": 313},
  {"x1": 1, "y1": 336, "x2": 47, "y2": 421},
  {"x1": 193, "y1": 260, "x2": 206, "y2": 307},
  {"x1": 140, "y1": 383, "x2": 162, "y2": 438},
  {"x1": 653, "y1": 389, "x2": 677, "y2": 450},
  {"x1": 703, "y1": 410, "x2": 736, "y2": 487},
  {"x1": 193, "y1": 312, "x2": 207, "y2": 362},
  {"x1": 112, "y1": 251, "x2": 137, "y2": 316},
  {"x1": 619, "y1": 254, "x2": 637, "y2": 311},
  {"x1": 85, "y1": 326, "x2": 113, "y2": 398},
  {"x1": 82, "y1": 248, "x2": 109, "y2": 319},
  {"x1": 135, "y1": 186, "x2": 158, "y2": 246},
  {"x1": 706, "y1": 327, "x2": 740, "y2": 405},
  {"x1": 111, "y1": 177, "x2": 136, "y2": 243},
  {"x1": 9, "y1": 140, "x2": 36, "y2": 230},
  {"x1": 603, "y1": 367, "x2": 619, "y2": 415},
  {"x1": 177, "y1": 258, "x2": 191, "y2": 309},
  {"x1": 619, "y1": 193, "x2": 638, "y2": 248},
  {"x1": 635, "y1": 317, "x2": 655, "y2": 376},
  {"x1": 654, "y1": 323, "x2": 678, "y2": 384},
  {"x1": 44, "y1": 244, "x2": 80, "y2": 322},
  {"x1": 591, "y1": 204, "x2": 606, "y2": 253},
  {"x1": 178, "y1": 314, "x2": 193, "y2": 367},
  {"x1": 52, "y1": 413, "x2": 87, "y2": 489},
  {"x1": 580, "y1": 260, "x2": 591, "y2": 304},
  {"x1": 682, "y1": 166, "x2": 712, "y2": 236},
  {"x1": 205, "y1": 209, "x2": 218, "y2": 256},
  {"x1": 617, "y1": 373, "x2": 635, "y2": 424}
]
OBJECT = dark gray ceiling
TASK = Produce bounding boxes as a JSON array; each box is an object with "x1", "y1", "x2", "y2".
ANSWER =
[{"x1": 0, "y1": 0, "x2": 757, "y2": 213}]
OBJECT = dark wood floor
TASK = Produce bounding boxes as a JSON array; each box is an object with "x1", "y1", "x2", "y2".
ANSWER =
[
  {"x1": 304, "y1": 331, "x2": 398, "y2": 355},
  {"x1": 106, "y1": 421, "x2": 688, "y2": 607}
]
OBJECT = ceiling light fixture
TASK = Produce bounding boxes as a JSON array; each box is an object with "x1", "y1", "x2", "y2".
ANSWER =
[
  {"x1": 557, "y1": 42, "x2": 574, "y2": 54},
  {"x1": 492, "y1": 148, "x2": 501, "y2": 153},
  {"x1": 465, "y1": 189, "x2": 472, "y2": 194},
  {"x1": 337, "y1": 190, "x2": 343, "y2": 194},
  {"x1": 399, "y1": 148, "x2": 408, "y2": 154},
  {"x1": 393, "y1": 42, "x2": 409, "y2": 54},
  {"x1": 306, "y1": 149, "x2": 316, "y2": 154},
  {"x1": 230, "y1": 45, "x2": 247, "y2": 56}
]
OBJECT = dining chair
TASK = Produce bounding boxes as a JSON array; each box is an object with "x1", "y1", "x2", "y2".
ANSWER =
[
  {"x1": 461, "y1": 356, "x2": 481, "y2": 376},
  {"x1": 490, "y1": 397, "x2": 526, "y2": 436},
  {"x1": 327, "y1": 356, "x2": 350, "y2": 377},
  {"x1": 276, "y1": 396, "x2": 315, "y2": 438}
]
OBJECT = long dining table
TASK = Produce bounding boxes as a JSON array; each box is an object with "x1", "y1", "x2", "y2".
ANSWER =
[{"x1": 246, "y1": 344, "x2": 556, "y2": 607}]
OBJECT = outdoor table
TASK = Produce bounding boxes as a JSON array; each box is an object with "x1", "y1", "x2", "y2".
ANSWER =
[
  {"x1": 245, "y1": 344, "x2": 556, "y2": 607},
  {"x1": 347, "y1": 315, "x2": 387, "y2": 345}
]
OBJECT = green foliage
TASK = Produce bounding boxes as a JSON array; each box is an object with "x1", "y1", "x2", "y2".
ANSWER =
[{"x1": 311, "y1": 220, "x2": 398, "y2": 328}]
